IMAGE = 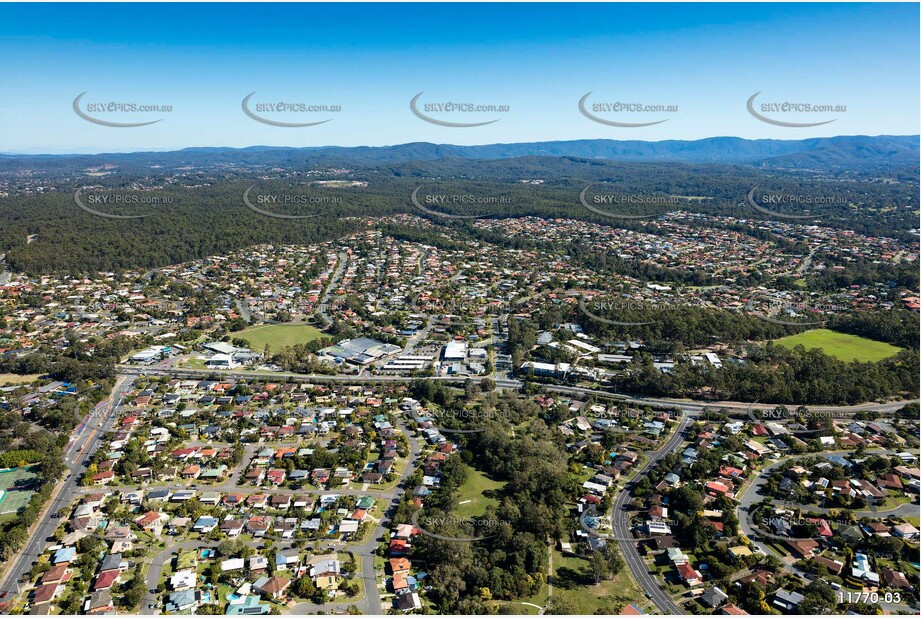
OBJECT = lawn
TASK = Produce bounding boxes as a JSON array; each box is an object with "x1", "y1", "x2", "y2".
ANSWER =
[
  {"x1": 454, "y1": 468, "x2": 505, "y2": 519},
  {"x1": 236, "y1": 324, "x2": 327, "y2": 351},
  {"x1": 548, "y1": 549, "x2": 649, "y2": 614},
  {"x1": 179, "y1": 356, "x2": 209, "y2": 369},
  {"x1": 775, "y1": 328, "x2": 902, "y2": 362},
  {"x1": 0, "y1": 373, "x2": 41, "y2": 386}
]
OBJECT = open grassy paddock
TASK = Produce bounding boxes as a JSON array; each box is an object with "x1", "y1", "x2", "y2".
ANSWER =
[
  {"x1": 775, "y1": 328, "x2": 902, "y2": 362},
  {"x1": 0, "y1": 373, "x2": 41, "y2": 386},
  {"x1": 455, "y1": 468, "x2": 505, "y2": 519},
  {"x1": 237, "y1": 323, "x2": 327, "y2": 351}
]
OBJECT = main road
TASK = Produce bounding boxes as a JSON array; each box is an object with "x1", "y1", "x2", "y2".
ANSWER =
[
  {"x1": 0, "y1": 375, "x2": 135, "y2": 599},
  {"x1": 116, "y1": 364, "x2": 916, "y2": 418},
  {"x1": 610, "y1": 413, "x2": 692, "y2": 615}
]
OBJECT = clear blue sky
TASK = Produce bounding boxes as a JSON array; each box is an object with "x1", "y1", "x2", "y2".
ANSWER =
[{"x1": 0, "y1": 3, "x2": 917, "y2": 153}]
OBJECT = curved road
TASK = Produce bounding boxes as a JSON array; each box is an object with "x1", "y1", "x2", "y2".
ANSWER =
[
  {"x1": 610, "y1": 414, "x2": 692, "y2": 614},
  {"x1": 139, "y1": 416, "x2": 420, "y2": 615},
  {"x1": 736, "y1": 450, "x2": 919, "y2": 613}
]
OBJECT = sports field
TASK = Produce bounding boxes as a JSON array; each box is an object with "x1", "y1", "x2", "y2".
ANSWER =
[
  {"x1": 0, "y1": 466, "x2": 39, "y2": 514},
  {"x1": 776, "y1": 328, "x2": 902, "y2": 362},
  {"x1": 0, "y1": 373, "x2": 41, "y2": 386},
  {"x1": 237, "y1": 324, "x2": 326, "y2": 350}
]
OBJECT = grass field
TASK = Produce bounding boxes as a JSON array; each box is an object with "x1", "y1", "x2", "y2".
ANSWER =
[
  {"x1": 548, "y1": 549, "x2": 649, "y2": 614},
  {"x1": 455, "y1": 468, "x2": 505, "y2": 519},
  {"x1": 237, "y1": 324, "x2": 326, "y2": 351},
  {"x1": 0, "y1": 373, "x2": 41, "y2": 386},
  {"x1": 775, "y1": 328, "x2": 902, "y2": 362}
]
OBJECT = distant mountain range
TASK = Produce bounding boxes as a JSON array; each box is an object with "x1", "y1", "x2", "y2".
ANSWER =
[{"x1": 2, "y1": 135, "x2": 917, "y2": 173}]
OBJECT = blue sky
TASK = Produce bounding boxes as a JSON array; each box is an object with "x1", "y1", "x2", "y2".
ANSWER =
[{"x1": 0, "y1": 3, "x2": 917, "y2": 153}]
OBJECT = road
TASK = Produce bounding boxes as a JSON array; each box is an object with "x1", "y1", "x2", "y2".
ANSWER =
[
  {"x1": 736, "y1": 450, "x2": 919, "y2": 613},
  {"x1": 114, "y1": 365, "x2": 917, "y2": 420},
  {"x1": 140, "y1": 540, "x2": 219, "y2": 614},
  {"x1": 0, "y1": 254, "x2": 9, "y2": 285},
  {"x1": 234, "y1": 298, "x2": 290, "y2": 326},
  {"x1": 0, "y1": 375, "x2": 135, "y2": 598},
  {"x1": 137, "y1": 417, "x2": 421, "y2": 615},
  {"x1": 349, "y1": 415, "x2": 422, "y2": 615},
  {"x1": 316, "y1": 251, "x2": 348, "y2": 327},
  {"x1": 610, "y1": 413, "x2": 692, "y2": 615}
]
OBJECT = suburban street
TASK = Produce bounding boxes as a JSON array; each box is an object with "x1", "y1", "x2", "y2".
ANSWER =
[
  {"x1": 1, "y1": 357, "x2": 916, "y2": 613},
  {"x1": 316, "y1": 251, "x2": 348, "y2": 328},
  {"x1": 735, "y1": 450, "x2": 919, "y2": 614},
  {"x1": 0, "y1": 375, "x2": 135, "y2": 598},
  {"x1": 610, "y1": 413, "x2": 692, "y2": 615}
]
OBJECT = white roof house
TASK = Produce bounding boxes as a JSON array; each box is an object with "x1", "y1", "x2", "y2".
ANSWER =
[{"x1": 221, "y1": 558, "x2": 245, "y2": 572}]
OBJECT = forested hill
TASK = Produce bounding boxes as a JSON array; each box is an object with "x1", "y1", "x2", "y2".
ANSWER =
[
  {"x1": 2, "y1": 135, "x2": 918, "y2": 174},
  {"x1": 1, "y1": 153, "x2": 918, "y2": 275}
]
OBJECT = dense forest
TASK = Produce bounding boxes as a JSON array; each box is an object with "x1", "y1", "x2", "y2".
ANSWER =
[
  {"x1": 388, "y1": 384, "x2": 580, "y2": 613},
  {"x1": 1, "y1": 154, "x2": 917, "y2": 274},
  {"x1": 2, "y1": 135, "x2": 917, "y2": 173}
]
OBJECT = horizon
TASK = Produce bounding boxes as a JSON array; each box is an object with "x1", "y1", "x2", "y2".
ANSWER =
[
  {"x1": 0, "y1": 3, "x2": 918, "y2": 153},
  {"x1": 2, "y1": 133, "x2": 919, "y2": 158},
  {"x1": 0, "y1": 4, "x2": 918, "y2": 618}
]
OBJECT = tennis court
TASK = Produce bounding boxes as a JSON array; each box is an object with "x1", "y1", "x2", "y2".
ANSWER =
[{"x1": 0, "y1": 466, "x2": 39, "y2": 514}]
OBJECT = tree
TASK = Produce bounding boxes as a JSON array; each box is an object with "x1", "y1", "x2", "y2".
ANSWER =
[
  {"x1": 295, "y1": 575, "x2": 316, "y2": 599},
  {"x1": 545, "y1": 596, "x2": 579, "y2": 615},
  {"x1": 800, "y1": 580, "x2": 837, "y2": 614},
  {"x1": 588, "y1": 551, "x2": 610, "y2": 583},
  {"x1": 118, "y1": 566, "x2": 146, "y2": 610},
  {"x1": 207, "y1": 561, "x2": 222, "y2": 585},
  {"x1": 603, "y1": 545, "x2": 624, "y2": 575}
]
